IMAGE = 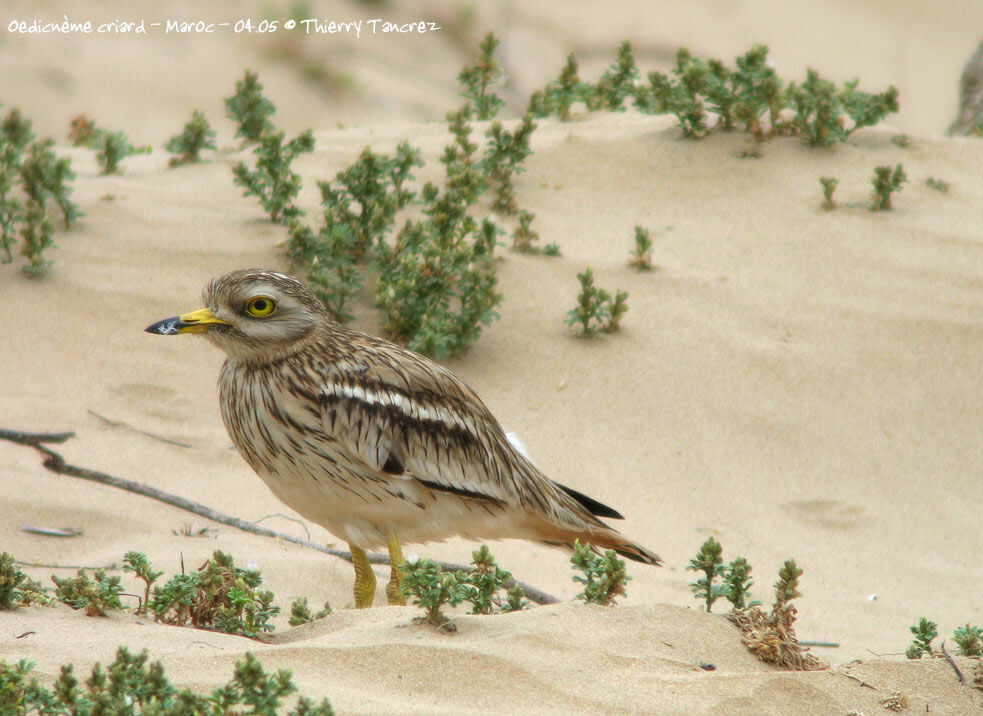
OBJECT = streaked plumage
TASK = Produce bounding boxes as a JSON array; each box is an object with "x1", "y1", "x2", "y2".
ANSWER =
[{"x1": 147, "y1": 268, "x2": 660, "y2": 606}]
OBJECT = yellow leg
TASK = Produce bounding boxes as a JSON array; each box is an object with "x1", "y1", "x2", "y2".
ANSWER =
[
  {"x1": 386, "y1": 534, "x2": 406, "y2": 606},
  {"x1": 349, "y1": 543, "x2": 376, "y2": 608}
]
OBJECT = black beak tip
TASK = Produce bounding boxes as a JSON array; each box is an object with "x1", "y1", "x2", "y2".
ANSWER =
[{"x1": 146, "y1": 317, "x2": 180, "y2": 335}]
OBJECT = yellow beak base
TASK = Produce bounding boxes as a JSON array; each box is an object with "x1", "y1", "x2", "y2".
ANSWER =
[{"x1": 145, "y1": 307, "x2": 230, "y2": 335}]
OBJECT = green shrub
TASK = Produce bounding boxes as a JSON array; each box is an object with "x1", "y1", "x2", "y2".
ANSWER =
[
  {"x1": 52, "y1": 568, "x2": 123, "y2": 617},
  {"x1": 399, "y1": 556, "x2": 469, "y2": 628},
  {"x1": 565, "y1": 267, "x2": 628, "y2": 337},
  {"x1": 374, "y1": 199, "x2": 501, "y2": 359},
  {"x1": 588, "y1": 40, "x2": 640, "y2": 112},
  {"x1": 165, "y1": 109, "x2": 217, "y2": 166},
  {"x1": 628, "y1": 225, "x2": 653, "y2": 270},
  {"x1": 232, "y1": 129, "x2": 315, "y2": 223},
  {"x1": 18, "y1": 199, "x2": 55, "y2": 277},
  {"x1": 905, "y1": 617, "x2": 938, "y2": 659},
  {"x1": 570, "y1": 540, "x2": 630, "y2": 606},
  {"x1": 289, "y1": 597, "x2": 332, "y2": 626},
  {"x1": 149, "y1": 550, "x2": 279, "y2": 637},
  {"x1": 225, "y1": 70, "x2": 276, "y2": 144},
  {"x1": 94, "y1": 130, "x2": 150, "y2": 175},
  {"x1": 869, "y1": 163, "x2": 906, "y2": 210},
  {"x1": 0, "y1": 552, "x2": 50, "y2": 609},
  {"x1": 458, "y1": 32, "x2": 504, "y2": 120}
]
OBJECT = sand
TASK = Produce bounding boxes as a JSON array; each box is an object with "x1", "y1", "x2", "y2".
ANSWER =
[{"x1": 2, "y1": 1, "x2": 982, "y2": 714}]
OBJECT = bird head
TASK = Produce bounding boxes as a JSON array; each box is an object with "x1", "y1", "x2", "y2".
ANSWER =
[{"x1": 146, "y1": 269, "x2": 327, "y2": 364}]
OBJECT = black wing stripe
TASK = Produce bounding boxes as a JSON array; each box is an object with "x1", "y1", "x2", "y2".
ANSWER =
[
  {"x1": 555, "y1": 482, "x2": 624, "y2": 520},
  {"x1": 417, "y1": 477, "x2": 504, "y2": 505}
]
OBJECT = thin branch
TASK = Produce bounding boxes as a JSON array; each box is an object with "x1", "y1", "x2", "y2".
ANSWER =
[
  {"x1": 0, "y1": 428, "x2": 75, "y2": 446},
  {"x1": 940, "y1": 640, "x2": 966, "y2": 684},
  {"x1": 252, "y1": 513, "x2": 311, "y2": 542},
  {"x1": 839, "y1": 671, "x2": 878, "y2": 691},
  {"x1": 87, "y1": 410, "x2": 192, "y2": 448},
  {"x1": 14, "y1": 560, "x2": 117, "y2": 571},
  {"x1": 1, "y1": 428, "x2": 560, "y2": 605}
]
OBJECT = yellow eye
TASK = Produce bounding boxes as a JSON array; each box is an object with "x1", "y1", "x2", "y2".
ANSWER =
[{"x1": 244, "y1": 295, "x2": 276, "y2": 317}]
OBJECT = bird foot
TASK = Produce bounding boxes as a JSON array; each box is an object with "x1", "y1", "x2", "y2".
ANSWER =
[{"x1": 349, "y1": 543, "x2": 376, "y2": 608}]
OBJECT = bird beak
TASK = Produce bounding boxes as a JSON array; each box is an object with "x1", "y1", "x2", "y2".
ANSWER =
[{"x1": 145, "y1": 307, "x2": 230, "y2": 335}]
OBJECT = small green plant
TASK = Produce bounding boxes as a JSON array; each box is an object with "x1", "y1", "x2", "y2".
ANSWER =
[
  {"x1": 729, "y1": 557, "x2": 823, "y2": 670},
  {"x1": 225, "y1": 70, "x2": 277, "y2": 144},
  {"x1": 686, "y1": 537, "x2": 727, "y2": 612},
  {"x1": 18, "y1": 199, "x2": 55, "y2": 277},
  {"x1": 628, "y1": 225, "x2": 653, "y2": 269},
  {"x1": 687, "y1": 539, "x2": 761, "y2": 612},
  {"x1": 570, "y1": 540, "x2": 630, "y2": 606},
  {"x1": 68, "y1": 114, "x2": 98, "y2": 146},
  {"x1": 94, "y1": 130, "x2": 150, "y2": 175},
  {"x1": 149, "y1": 550, "x2": 279, "y2": 637},
  {"x1": 287, "y1": 142, "x2": 421, "y2": 322},
  {"x1": 0, "y1": 648, "x2": 335, "y2": 715},
  {"x1": 0, "y1": 159, "x2": 23, "y2": 263},
  {"x1": 503, "y1": 585, "x2": 530, "y2": 612},
  {"x1": 773, "y1": 559, "x2": 802, "y2": 604},
  {"x1": 397, "y1": 546, "x2": 524, "y2": 624},
  {"x1": 480, "y1": 113, "x2": 536, "y2": 214},
  {"x1": 318, "y1": 142, "x2": 422, "y2": 258},
  {"x1": 644, "y1": 48, "x2": 713, "y2": 137},
  {"x1": 905, "y1": 617, "x2": 938, "y2": 659},
  {"x1": 0, "y1": 553, "x2": 50, "y2": 609},
  {"x1": 788, "y1": 71, "x2": 899, "y2": 147},
  {"x1": 2, "y1": 106, "x2": 35, "y2": 151},
  {"x1": 287, "y1": 219, "x2": 363, "y2": 322},
  {"x1": 565, "y1": 267, "x2": 628, "y2": 337},
  {"x1": 727, "y1": 44, "x2": 785, "y2": 139},
  {"x1": 953, "y1": 624, "x2": 983, "y2": 657},
  {"x1": 458, "y1": 32, "x2": 504, "y2": 120},
  {"x1": 232, "y1": 129, "x2": 315, "y2": 223},
  {"x1": 441, "y1": 104, "x2": 485, "y2": 203},
  {"x1": 722, "y1": 556, "x2": 760, "y2": 610},
  {"x1": 820, "y1": 176, "x2": 838, "y2": 210},
  {"x1": 0, "y1": 552, "x2": 24, "y2": 608},
  {"x1": 540, "y1": 53, "x2": 589, "y2": 121},
  {"x1": 925, "y1": 176, "x2": 949, "y2": 193},
  {"x1": 289, "y1": 597, "x2": 332, "y2": 626},
  {"x1": 165, "y1": 109, "x2": 217, "y2": 166},
  {"x1": 374, "y1": 190, "x2": 502, "y2": 359},
  {"x1": 122, "y1": 551, "x2": 165, "y2": 615},
  {"x1": 52, "y1": 568, "x2": 124, "y2": 617},
  {"x1": 18, "y1": 138, "x2": 82, "y2": 229},
  {"x1": 869, "y1": 163, "x2": 906, "y2": 211},
  {"x1": 460, "y1": 545, "x2": 513, "y2": 615},
  {"x1": 399, "y1": 555, "x2": 469, "y2": 629},
  {"x1": 511, "y1": 209, "x2": 548, "y2": 253},
  {"x1": 588, "y1": 40, "x2": 640, "y2": 112}
]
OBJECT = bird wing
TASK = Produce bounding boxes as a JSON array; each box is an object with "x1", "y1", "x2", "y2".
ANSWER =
[{"x1": 315, "y1": 335, "x2": 526, "y2": 508}]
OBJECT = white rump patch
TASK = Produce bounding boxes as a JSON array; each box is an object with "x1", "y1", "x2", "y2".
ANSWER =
[{"x1": 505, "y1": 431, "x2": 532, "y2": 461}]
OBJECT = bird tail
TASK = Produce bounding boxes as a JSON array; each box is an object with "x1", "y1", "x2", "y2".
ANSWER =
[
  {"x1": 588, "y1": 530, "x2": 662, "y2": 566},
  {"x1": 537, "y1": 524, "x2": 662, "y2": 566}
]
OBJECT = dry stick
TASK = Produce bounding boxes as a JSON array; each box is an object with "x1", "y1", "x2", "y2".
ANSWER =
[
  {"x1": 840, "y1": 670, "x2": 878, "y2": 691},
  {"x1": 940, "y1": 641, "x2": 966, "y2": 685},
  {"x1": 87, "y1": 409, "x2": 192, "y2": 449},
  {"x1": 0, "y1": 428, "x2": 560, "y2": 605}
]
